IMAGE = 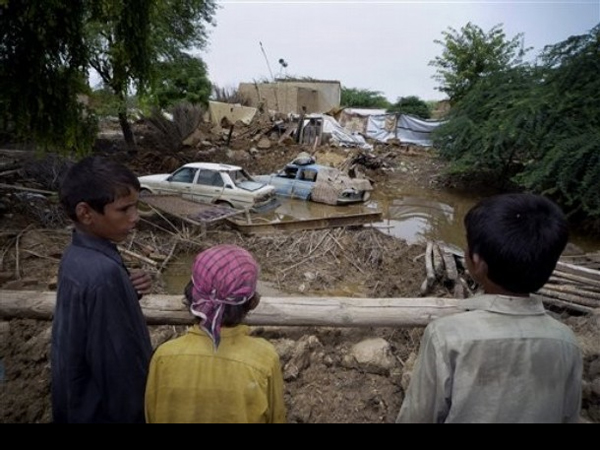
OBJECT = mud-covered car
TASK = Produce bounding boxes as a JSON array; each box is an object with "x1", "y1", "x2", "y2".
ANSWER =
[
  {"x1": 253, "y1": 155, "x2": 373, "y2": 206},
  {"x1": 138, "y1": 162, "x2": 280, "y2": 213}
]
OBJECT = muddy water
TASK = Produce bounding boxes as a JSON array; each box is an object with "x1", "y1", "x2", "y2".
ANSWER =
[{"x1": 161, "y1": 181, "x2": 600, "y2": 294}]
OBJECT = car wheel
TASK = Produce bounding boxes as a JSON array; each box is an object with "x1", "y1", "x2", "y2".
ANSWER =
[
  {"x1": 215, "y1": 200, "x2": 234, "y2": 209},
  {"x1": 137, "y1": 189, "x2": 156, "y2": 217}
]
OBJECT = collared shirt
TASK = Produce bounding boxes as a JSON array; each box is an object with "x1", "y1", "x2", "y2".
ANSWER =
[
  {"x1": 145, "y1": 324, "x2": 287, "y2": 423},
  {"x1": 396, "y1": 294, "x2": 583, "y2": 423},
  {"x1": 51, "y1": 229, "x2": 152, "y2": 423}
]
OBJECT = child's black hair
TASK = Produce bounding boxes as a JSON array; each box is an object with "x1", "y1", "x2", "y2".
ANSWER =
[
  {"x1": 59, "y1": 156, "x2": 141, "y2": 222},
  {"x1": 464, "y1": 193, "x2": 569, "y2": 294},
  {"x1": 183, "y1": 281, "x2": 254, "y2": 327}
]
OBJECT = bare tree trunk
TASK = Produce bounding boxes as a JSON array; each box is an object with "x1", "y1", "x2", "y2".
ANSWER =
[{"x1": 118, "y1": 110, "x2": 137, "y2": 154}]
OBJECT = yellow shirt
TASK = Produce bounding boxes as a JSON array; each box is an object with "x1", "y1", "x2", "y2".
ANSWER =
[{"x1": 145, "y1": 324, "x2": 287, "y2": 423}]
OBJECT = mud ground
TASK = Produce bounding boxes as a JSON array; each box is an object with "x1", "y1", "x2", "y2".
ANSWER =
[{"x1": 0, "y1": 117, "x2": 598, "y2": 423}]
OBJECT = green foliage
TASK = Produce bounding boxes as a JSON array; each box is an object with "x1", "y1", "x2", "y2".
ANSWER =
[
  {"x1": 0, "y1": 0, "x2": 217, "y2": 154},
  {"x1": 141, "y1": 54, "x2": 212, "y2": 109},
  {"x1": 514, "y1": 24, "x2": 600, "y2": 219},
  {"x1": 87, "y1": 0, "x2": 217, "y2": 149},
  {"x1": 87, "y1": 0, "x2": 152, "y2": 93},
  {"x1": 433, "y1": 65, "x2": 545, "y2": 182},
  {"x1": 515, "y1": 132, "x2": 600, "y2": 219},
  {"x1": 387, "y1": 96, "x2": 431, "y2": 119},
  {"x1": 433, "y1": 23, "x2": 600, "y2": 221},
  {"x1": 149, "y1": 0, "x2": 218, "y2": 60},
  {"x1": 88, "y1": 86, "x2": 122, "y2": 117},
  {"x1": 0, "y1": 1, "x2": 97, "y2": 155},
  {"x1": 341, "y1": 87, "x2": 390, "y2": 109},
  {"x1": 430, "y1": 22, "x2": 529, "y2": 104}
]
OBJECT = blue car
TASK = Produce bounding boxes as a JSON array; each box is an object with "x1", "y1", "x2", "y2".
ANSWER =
[{"x1": 254, "y1": 160, "x2": 373, "y2": 206}]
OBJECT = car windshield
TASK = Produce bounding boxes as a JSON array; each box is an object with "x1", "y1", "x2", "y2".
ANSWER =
[{"x1": 230, "y1": 169, "x2": 253, "y2": 185}]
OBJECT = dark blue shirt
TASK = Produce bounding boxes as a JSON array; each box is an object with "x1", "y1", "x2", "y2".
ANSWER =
[{"x1": 51, "y1": 230, "x2": 152, "y2": 423}]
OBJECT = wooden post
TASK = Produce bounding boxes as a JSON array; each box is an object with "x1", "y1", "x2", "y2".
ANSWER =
[{"x1": 226, "y1": 124, "x2": 235, "y2": 147}]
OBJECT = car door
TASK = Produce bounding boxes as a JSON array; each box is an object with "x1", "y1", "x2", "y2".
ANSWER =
[
  {"x1": 162, "y1": 166, "x2": 198, "y2": 197},
  {"x1": 289, "y1": 167, "x2": 316, "y2": 200},
  {"x1": 270, "y1": 165, "x2": 297, "y2": 197},
  {"x1": 192, "y1": 169, "x2": 225, "y2": 204}
]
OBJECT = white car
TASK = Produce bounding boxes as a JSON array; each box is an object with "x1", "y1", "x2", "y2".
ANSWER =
[{"x1": 138, "y1": 162, "x2": 280, "y2": 213}]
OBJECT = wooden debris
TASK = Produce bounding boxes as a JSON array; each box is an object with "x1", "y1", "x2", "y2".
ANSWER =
[
  {"x1": 537, "y1": 257, "x2": 600, "y2": 314},
  {"x1": 420, "y1": 241, "x2": 436, "y2": 295},
  {"x1": 537, "y1": 287, "x2": 600, "y2": 309},
  {"x1": 420, "y1": 240, "x2": 470, "y2": 298},
  {"x1": 0, "y1": 182, "x2": 55, "y2": 195},
  {"x1": 441, "y1": 248, "x2": 459, "y2": 283},
  {"x1": 432, "y1": 242, "x2": 445, "y2": 278},
  {"x1": 533, "y1": 294, "x2": 596, "y2": 315},
  {"x1": 118, "y1": 246, "x2": 159, "y2": 267},
  {"x1": 417, "y1": 240, "x2": 600, "y2": 313}
]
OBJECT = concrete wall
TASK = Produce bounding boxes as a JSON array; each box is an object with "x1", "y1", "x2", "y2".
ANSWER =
[{"x1": 238, "y1": 80, "x2": 341, "y2": 114}]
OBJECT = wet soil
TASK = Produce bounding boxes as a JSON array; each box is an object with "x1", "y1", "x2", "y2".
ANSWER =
[{"x1": 0, "y1": 118, "x2": 598, "y2": 423}]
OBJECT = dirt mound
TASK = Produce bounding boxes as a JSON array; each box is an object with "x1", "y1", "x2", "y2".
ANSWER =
[{"x1": 0, "y1": 119, "x2": 598, "y2": 423}]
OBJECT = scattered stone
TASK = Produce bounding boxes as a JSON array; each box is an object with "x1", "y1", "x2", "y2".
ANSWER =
[{"x1": 345, "y1": 337, "x2": 398, "y2": 376}]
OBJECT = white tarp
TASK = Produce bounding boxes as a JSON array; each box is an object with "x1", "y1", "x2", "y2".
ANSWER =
[
  {"x1": 340, "y1": 108, "x2": 446, "y2": 147},
  {"x1": 319, "y1": 115, "x2": 372, "y2": 150},
  {"x1": 395, "y1": 114, "x2": 443, "y2": 147},
  {"x1": 294, "y1": 113, "x2": 373, "y2": 150}
]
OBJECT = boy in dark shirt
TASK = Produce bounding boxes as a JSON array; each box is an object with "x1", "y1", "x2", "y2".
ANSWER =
[{"x1": 51, "y1": 156, "x2": 153, "y2": 423}]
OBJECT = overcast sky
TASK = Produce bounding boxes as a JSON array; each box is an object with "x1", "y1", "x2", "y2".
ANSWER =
[{"x1": 196, "y1": 0, "x2": 599, "y2": 102}]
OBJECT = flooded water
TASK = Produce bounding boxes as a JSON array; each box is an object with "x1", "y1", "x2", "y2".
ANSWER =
[
  {"x1": 160, "y1": 180, "x2": 600, "y2": 294},
  {"x1": 367, "y1": 180, "x2": 600, "y2": 253}
]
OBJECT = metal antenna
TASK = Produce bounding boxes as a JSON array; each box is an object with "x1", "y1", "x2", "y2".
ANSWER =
[{"x1": 259, "y1": 41, "x2": 274, "y2": 80}]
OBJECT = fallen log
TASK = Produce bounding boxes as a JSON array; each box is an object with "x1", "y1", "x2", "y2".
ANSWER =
[
  {"x1": 534, "y1": 294, "x2": 597, "y2": 315},
  {"x1": 1, "y1": 289, "x2": 471, "y2": 327},
  {"x1": 537, "y1": 287, "x2": 600, "y2": 309},
  {"x1": 432, "y1": 242, "x2": 444, "y2": 278},
  {"x1": 541, "y1": 283, "x2": 600, "y2": 302},
  {"x1": 0, "y1": 182, "x2": 55, "y2": 195},
  {"x1": 550, "y1": 271, "x2": 600, "y2": 290},
  {"x1": 442, "y1": 249, "x2": 458, "y2": 283},
  {"x1": 555, "y1": 261, "x2": 600, "y2": 282}
]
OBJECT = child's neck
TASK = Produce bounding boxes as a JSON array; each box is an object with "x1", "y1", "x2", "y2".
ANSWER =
[{"x1": 482, "y1": 280, "x2": 529, "y2": 298}]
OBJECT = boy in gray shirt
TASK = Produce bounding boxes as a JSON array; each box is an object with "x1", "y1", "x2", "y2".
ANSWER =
[{"x1": 397, "y1": 193, "x2": 582, "y2": 423}]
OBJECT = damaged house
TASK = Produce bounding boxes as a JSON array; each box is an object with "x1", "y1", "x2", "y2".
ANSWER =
[{"x1": 238, "y1": 79, "x2": 341, "y2": 115}]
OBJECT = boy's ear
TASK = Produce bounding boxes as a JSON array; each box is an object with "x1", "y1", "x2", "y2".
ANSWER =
[
  {"x1": 75, "y1": 202, "x2": 94, "y2": 225},
  {"x1": 470, "y1": 252, "x2": 489, "y2": 280}
]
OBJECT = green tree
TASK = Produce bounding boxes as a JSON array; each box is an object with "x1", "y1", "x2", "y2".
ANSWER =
[
  {"x1": 341, "y1": 87, "x2": 390, "y2": 109},
  {"x1": 388, "y1": 96, "x2": 431, "y2": 119},
  {"x1": 141, "y1": 53, "x2": 212, "y2": 110},
  {"x1": 87, "y1": 0, "x2": 217, "y2": 151},
  {"x1": 514, "y1": 24, "x2": 600, "y2": 220},
  {"x1": 433, "y1": 24, "x2": 600, "y2": 222},
  {"x1": 432, "y1": 66, "x2": 543, "y2": 186},
  {"x1": 0, "y1": 1, "x2": 97, "y2": 155},
  {"x1": 430, "y1": 22, "x2": 529, "y2": 104}
]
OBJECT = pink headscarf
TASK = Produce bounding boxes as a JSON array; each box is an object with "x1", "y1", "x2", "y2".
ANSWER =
[{"x1": 190, "y1": 244, "x2": 259, "y2": 350}]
